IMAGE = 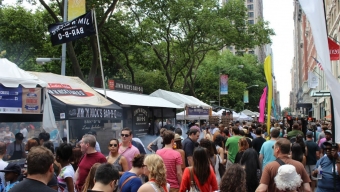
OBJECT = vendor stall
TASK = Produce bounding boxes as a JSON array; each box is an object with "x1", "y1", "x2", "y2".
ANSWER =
[
  {"x1": 30, "y1": 72, "x2": 122, "y2": 154},
  {"x1": 94, "y1": 88, "x2": 182, "y2": 137}
]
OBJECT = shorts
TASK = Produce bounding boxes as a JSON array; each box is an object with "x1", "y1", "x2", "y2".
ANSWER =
[{"x1": 305, "y1": 165, "x2": 317, "y2": 180}]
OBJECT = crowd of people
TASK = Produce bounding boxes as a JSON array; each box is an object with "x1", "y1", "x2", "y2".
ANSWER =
[{"x1": 0, "y1": 120, "x2": 337, "y2": 192}]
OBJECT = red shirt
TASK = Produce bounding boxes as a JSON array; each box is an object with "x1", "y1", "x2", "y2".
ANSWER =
[
  {"x1": 75, "y1": 152, "x2": 107, "y2": 190},
  {"x1": 179, "y1": 166, "x2": 218, "y2": 192}
]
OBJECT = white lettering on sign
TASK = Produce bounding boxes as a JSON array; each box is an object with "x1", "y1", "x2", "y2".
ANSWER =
[
  {"x1": 73, "y1": 108, "x2": 121, "y2": 119},
  {"x1": 134, "y1": 108, "x2": 148, "y2": 117},
  {"x1": 330, "y1": 49, "x2": 339, "y2": 54}
]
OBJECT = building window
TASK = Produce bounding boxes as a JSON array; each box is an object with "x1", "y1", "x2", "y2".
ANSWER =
[
  {"x1": 248, "y1": 0, "x2": 253, "y2": 2},
  {"x1": 248, "y1": 12, "x2": 254, "y2": 18},
  {"x1": 248, "y1": 50, "x2": 255, "y2": 54},
  {"x1": 247, "y1": 4, "x2": 253, "y2": 10},
  {"x1": 248, "y1": 20, "x2": 254, "y2": 24}
]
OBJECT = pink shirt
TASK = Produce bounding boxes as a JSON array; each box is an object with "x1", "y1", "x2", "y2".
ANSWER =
[
  {"x1": 119, "y1": 143, "x2": 140, "y2": 169},
  {"x1": 157, "y1": 148, "x2": 182, "y2": 189},
  {"x1": 319, "y1": 138, "x2": 332, "y2": 148}
]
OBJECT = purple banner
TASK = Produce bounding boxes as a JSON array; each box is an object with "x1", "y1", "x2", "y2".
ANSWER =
[{"x1": 187, "y1": 107, "x2": 209, "y2": 116}]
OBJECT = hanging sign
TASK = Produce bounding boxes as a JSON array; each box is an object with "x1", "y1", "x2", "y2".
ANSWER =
[{"x1": 48, "y1": 11, "x2": 96, "y2": 46}]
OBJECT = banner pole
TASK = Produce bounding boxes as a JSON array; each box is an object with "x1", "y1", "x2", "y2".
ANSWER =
[{"x1": 93, "y1": 9, "x2": 107, "y2": 98}]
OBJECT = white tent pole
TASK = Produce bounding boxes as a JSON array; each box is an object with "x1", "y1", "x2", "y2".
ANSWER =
[{"x1": 93, "y1": 9, "x2": 107, "y2": 98}]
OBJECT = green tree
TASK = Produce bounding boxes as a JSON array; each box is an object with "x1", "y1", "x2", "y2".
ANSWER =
[
  {"x1": 125, "y1": 0, "x2": 274, "y2": 95},
  {"x1": 195, "y1": 51, "x2": 266, "y2": 111}
]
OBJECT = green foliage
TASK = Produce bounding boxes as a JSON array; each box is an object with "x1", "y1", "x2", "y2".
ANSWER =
[
  {"x1": 281, "y1": 107, "x2": 292, "y2": 117},
  {"x1": 195, "y1": 51, "x2": 266, "y2": 111}
]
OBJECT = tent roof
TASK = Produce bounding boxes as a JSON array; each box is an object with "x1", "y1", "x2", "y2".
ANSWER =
[
  {"x1": 0, "y1": 59, "x2": 47, "y2": 88},
  {"x1": 95, "y1": 88, "x2": 182, "y2": 109},
  {"x1": 29, "y1": 72, "x2": 122, "y2": 120},
  {"x1": 176, "y1": 110, "x2": 218, "y2": 120},
  {"x1": 150, "y1": 89, "x2": 211, "y2": 109}
]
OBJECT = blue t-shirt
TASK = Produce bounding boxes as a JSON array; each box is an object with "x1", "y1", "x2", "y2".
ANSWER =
[
  {"x1": 5, "y1": 181, "x2": 19, "y2": 192},
  {"x1": 118, "y1": 172, "x2": 142, "y2": 192},
  {"x1": 315, "y1": 155, "x2": 340, "y2": 192},
  {"x1": 259, "y1": 140, "x2": 276, "y2": 170}
]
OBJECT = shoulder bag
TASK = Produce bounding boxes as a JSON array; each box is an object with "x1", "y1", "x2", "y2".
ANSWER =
[{"x1": 189, "y1": 167, "x2": 200, "y2": 192}]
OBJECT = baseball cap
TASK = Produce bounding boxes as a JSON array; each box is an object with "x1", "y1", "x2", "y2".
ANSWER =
[
  {"x1": 322, "y1": 141, "x2": 338, "y2": 148},
  {"x1": 325, "y1": 130, "x2": 332, "y2": 135},
  {"x1": 306, "y1": 131, "x2": 313, "y2": 137},
  {"x1": 0, "y1": 163, "x2": 21, "y2": 175}
]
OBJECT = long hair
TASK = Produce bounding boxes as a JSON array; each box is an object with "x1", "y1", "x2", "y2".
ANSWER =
[
  {"x1": 82, "y1": 163, "x2": 101, "y2": 192},
  {"x1": 144, "y1": 154, "x2": 167, "y2": 187},
  {"x1": 220, "y1": 164, "x2": 247, "y2": 192},
  {"x1": 193, "y1": 147, "x2": 211, "y2": 185},
  {"x1": 199, "y1": 139, "x2": 215, "y2": 157},
  {"x1": 240, "y1": 148, "x2": 260, "y2": 192},
  {"x1": 295, "y1": 134, "x2": 306, "y2": 153},
  {"x1": 175, "y1": 140, "x2": 182, "y2": 149},
  {"x1": 238, "y1": 137, "x2": 249, "y2": 152},
  {"x1": 291, "y1": 143, "x2": 303, "y2": 163}
]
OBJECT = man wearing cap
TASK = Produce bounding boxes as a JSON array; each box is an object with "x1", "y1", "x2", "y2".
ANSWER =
[
  {"x1": 305, "y1": 130, "x2": 320, "y2": 192},
  {"x1": 319, "y1": 130, "x2": 332, "y2": 157},
  {"x1": 312, "y1": 141, "x2": 340, "y2": 191},
  {"x1": 256, "y1": 138, "x2": 311, "y2": 192},
  {"x1": 156, "y1": 131, "x2": 182, "y2": 191},
  {"x1": 0, "y1": 163, "x2": 21, "y2": 191},
  {"x1": 88, "y1": 130, "x2": 101, "y2": 153},
  {"x1": 6, "y1": 133, "x2": 26, "y2": 160},
  {"x1": 182, "y1": 128, "x2": 200, "y2": 166}
]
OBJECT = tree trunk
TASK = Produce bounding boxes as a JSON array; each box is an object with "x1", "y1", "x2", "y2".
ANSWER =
[
  {"x1": 67, "y1": 42, "x2": 84, "y2": 80},
  {"x1": 87, "y1": 36, "x2": 99, "y2": 86}
]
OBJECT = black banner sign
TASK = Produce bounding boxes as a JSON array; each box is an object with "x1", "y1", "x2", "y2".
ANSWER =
[
  {"x1": 68, "y1": 107, "x2": 123, "y2": 120},
  {"x1": 48, "y1": 11, "x2": 96, "y2": 46},
  {"x1": 108, "y1": 80, "x2": 143, "y2": 94}
]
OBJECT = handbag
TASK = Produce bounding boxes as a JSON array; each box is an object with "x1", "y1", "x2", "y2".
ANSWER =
[
  {"x1": 217, "y1": 155, "x2": 226, "y2": 177},
  {"x1": 189, "y1": 167, "x2": 200, "y2": 192}
]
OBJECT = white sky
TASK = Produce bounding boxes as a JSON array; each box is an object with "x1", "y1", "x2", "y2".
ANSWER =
[
  {"x1": 263, "y1": 0, "x2": 294, "y2": 109},
  {"x1": 3, "y1": 0, "x2": 294, "y2": 109}
]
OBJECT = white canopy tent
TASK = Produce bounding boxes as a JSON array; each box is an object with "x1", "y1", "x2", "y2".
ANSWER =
[
  {"x1": 237, "y1": 112, "x2": 253, "y2": 121},
  {"x1": 241, "y1": 109, "x2": 255, "y2": 116},
  {"x1": 94, "y1": 88, "x2": 182, "y2": 109},
  {"x1": 150, "y1": 89, "x2": 211, "y2": 109},
  {"x1": 176, "y1": 110, "x2": 219, "y2": 120},
  {"x1": 0, "y1": 58, "x2": 56, "y2": 131}
]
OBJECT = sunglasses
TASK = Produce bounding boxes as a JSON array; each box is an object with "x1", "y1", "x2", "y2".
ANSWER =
[
  {"x1": 109, "y1": 144, "x2": 118, "y2": 147},
  {"x1": 121, "y1": 134, "x2": 130, "y2": 137}
]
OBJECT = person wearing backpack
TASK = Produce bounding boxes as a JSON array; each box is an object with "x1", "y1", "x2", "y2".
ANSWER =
[{"x1": 255, "y1": 138, "x2": 311, "y2": 192}]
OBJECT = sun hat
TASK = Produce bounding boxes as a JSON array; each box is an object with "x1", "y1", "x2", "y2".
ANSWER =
[
  {"x1": 174, "y1": 134, "x2": 182, "y2": 141},
  {"x1": 274, "y1": 164, "x2": 302, "y2": 191}
]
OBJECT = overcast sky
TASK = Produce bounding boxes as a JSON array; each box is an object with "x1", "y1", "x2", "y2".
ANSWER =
[
  {"x1": 3, "y1": 0, "x2": 294, "y2": 109},
  {"x1": 263, "y1": 0, "x2": 294, "y2": 109}
]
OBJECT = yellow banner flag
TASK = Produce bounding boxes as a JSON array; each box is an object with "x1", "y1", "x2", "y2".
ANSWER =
[
  {"x1": 264, "y1": 56, "x2": 273, "y2": 135},
  {"x1": 68, "y1": 0, "x2": 86, "y2": 21}
]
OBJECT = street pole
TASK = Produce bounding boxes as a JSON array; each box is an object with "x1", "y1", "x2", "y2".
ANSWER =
[
  {"x1": 219, "y1": 71, "x2": 220, "y2": 107},
  {"x1": 61, "y1": 0, "x2": 68, "y2": 76}
]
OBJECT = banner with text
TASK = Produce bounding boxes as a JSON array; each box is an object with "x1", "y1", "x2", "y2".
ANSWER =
[
  {"x1": 243, "y1": 90, "x2": 249, "y2": 103},
  {"x1": 0, "y1": 85, "x2": 42, "y2": 114},
  {"x1": 187, "y1": 107, "x2": 209, "y2": 116},
  {"x1": 68, "y1": 0, "x2": 86, "y2": 21},
  {"x1": 108, "y1": 79, "x2": 143, "y2": 94},
  {"x1": 328, "y1": 37, "x2": 340, "y2": 60},
  {"x1": 220, "y1": 74, "x2": 229, "y2": 95},
  {"x1": 132, "y1": 107, "x2": 149, "y2": 137},
  {"x1": 48, "y1": 11, "x2": 95, "y2": 46}
]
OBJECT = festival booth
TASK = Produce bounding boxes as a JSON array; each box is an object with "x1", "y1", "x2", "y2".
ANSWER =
[
  {"x1": 0, "y1": 59, "x2": 56, "y2": 148},
  {"x1": 150, "y1": 89, "x2": 214, "y2": 125},
  {"x1": 29, "y1": 72, "x2": 122, "y2": 153},
  {"x1": 94, "y1": 84, "x2": 182, "y2": 138},
  {"x1": 176, "y1": 110, "x2": 219, "y2": 120}
]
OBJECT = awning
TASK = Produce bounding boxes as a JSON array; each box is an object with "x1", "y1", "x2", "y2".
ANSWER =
[
  {"x1": 150, "y1": 89, "x2": 211, "y2": 109},
  {"x1": 94, "y1": 88, "x2": 182, "y2": 109},
  {"x1": 30, "y1": 72, "x2": 122, "y2": 121}
]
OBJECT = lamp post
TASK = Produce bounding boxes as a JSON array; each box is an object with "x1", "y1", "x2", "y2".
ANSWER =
[{"x1": 243, "y1": 84, "x2": 259, "y2": 110}]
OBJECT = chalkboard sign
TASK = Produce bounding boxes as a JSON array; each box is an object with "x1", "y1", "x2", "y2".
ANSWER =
[
  {"x1": 69, "y1": 119, "x2": 105, "y2": 140},
  {"x1": 132, "y1": 107, "x2": 149, "y2": 137}
]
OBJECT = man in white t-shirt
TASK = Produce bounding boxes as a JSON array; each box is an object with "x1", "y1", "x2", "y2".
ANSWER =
[
  {"x1": 0, "y1": 142, "x2": 8, "y2": 191},
  {"x1": 19, "y1": 123, "x2": 27, "y2": 143}
]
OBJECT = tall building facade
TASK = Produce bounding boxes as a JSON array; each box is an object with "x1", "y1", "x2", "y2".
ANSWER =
[{"x1": 290, "y1": 0, "x2": 340, "y2": 120}]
